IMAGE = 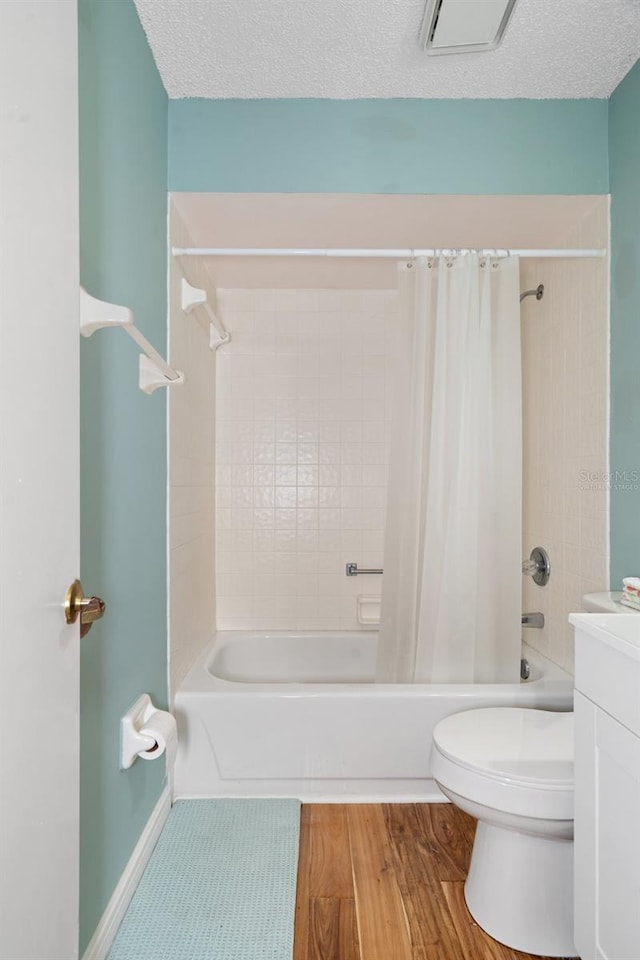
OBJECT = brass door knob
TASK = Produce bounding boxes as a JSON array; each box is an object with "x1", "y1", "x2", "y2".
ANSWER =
[{"x1": 65, "y1": 579, "x2": 106, "y2": 638}]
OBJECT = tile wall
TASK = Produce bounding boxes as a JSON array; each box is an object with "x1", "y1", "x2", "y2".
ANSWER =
[
  {"x1": 168, "y1": 202, "x2": 217, "y2": 697},
  {"x1": 214, "y1": 288, "x2": 397, "y2": 630},
  {"x1": 521, "y1": 197, "x2": 610, "y2": 673},
  {"x1": 170, "y1": 198, "x2": 609, "y2": 670}
]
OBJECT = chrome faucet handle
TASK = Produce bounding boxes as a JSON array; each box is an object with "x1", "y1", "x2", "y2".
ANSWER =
[{"x1": 522, "y1": 547, "x2": 550, "y2": 586}]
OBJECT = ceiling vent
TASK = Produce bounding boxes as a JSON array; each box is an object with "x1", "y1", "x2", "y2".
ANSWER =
[{"x1": 419, "y1": 0, "x2": 519, "y2": 55}]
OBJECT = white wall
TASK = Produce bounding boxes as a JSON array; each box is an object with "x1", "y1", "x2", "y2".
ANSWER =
[
  {"x1": 521, "y1": 197, "x2": 610, "y2": 673},
  {"x1": 168, "y1": 201, "x2": 216, "y2": 697},
  {"x1": 214, "y1": 288, "x2": 396, "y2": 630}
]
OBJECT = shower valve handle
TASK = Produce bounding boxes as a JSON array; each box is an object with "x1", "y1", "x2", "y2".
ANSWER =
[{"x1": 522, "y1": 547, "x2": 550, "y2": 586}]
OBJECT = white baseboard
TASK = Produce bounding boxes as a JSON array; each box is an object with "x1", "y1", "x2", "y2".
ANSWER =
[{"x1": 82, "y1": 785, "x2": 172, "y2": 960}]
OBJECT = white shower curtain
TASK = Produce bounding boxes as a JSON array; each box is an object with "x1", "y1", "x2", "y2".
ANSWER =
[{"x1": 377, "y1": 255, "x2": 522, "y2": 683}]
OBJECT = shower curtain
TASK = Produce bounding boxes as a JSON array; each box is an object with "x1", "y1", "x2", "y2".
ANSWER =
[{"x1": 377, "y1": 255, "x2": 522, "y2": 683}]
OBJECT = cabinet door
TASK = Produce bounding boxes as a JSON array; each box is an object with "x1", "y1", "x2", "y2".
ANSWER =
[{"x1": 574, "y1": 692, "x2": 640, "y2": 960}]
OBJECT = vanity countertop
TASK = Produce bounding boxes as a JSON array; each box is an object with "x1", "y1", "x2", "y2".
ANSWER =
[{"x1": 570, "y1": 612, "x2": 640, "y2": 736}]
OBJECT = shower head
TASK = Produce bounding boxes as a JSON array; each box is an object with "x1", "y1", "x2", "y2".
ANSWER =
[{"x1": 520, "y1": 284, "x2": 544, "y2": 303}]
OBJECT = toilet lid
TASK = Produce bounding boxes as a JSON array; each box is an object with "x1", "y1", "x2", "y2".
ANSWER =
[{"x1": 432, "y1": 708, "x2": 573, "y2": 787}]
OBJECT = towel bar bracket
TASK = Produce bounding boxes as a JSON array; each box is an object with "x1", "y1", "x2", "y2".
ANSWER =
[
  {"x1": 139, "y1": 355, "x2": 185, "y2": 395},
  {"x1": 181, "y1": 277, "x2": 230, "y2": 350},
  {"x1": 80, "y1": 288, "x2": 184, "y2": 393}
]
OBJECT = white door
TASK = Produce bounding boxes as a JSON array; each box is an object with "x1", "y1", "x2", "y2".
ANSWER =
[{"x1": 0, "y1": 3, "x2": 81, "y2": 958}]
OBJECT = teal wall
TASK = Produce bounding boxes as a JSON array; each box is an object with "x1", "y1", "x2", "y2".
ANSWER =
[
  {"x1": 168, "y1": 98, "x2": 608, "y2": 194},
  {"x1": 78, "y1": 0, "x2": 168, "y2": 952},
  {"x1": 609, "y1": 58, "x2": 640, "y2": 587}
]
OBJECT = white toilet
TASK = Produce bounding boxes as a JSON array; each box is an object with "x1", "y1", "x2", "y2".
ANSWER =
[
  {"x1": 431, "y1": 594, "x2": 638, "y2": 956},
  {"x1": 431, "y1": 706, "x2": 575, "y2": 957}
]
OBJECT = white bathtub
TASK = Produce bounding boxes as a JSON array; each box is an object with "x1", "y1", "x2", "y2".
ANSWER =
[{"x1": 174, "y1": 631, "x2": 574, "y2": 802}]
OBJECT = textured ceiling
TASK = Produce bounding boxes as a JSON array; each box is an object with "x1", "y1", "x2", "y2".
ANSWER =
[{"x1": 134, "y1": 0, "x2": 640, "y2": 100}]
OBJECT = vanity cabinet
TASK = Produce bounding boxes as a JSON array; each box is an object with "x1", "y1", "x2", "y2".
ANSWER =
[{"x1": 571, "y1": 613, "x2": 640, "y2": 960}]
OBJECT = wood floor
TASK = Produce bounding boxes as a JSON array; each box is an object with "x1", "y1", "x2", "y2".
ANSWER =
[{"x1": 294, "y1": 803, "x2": 572, "y2": 960}]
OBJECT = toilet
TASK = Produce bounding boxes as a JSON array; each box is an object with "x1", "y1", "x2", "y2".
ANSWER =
[
  {"x1": 431, "y1": 593, "x2": 640, "y2": 955},
  {"x1": 431, "y1": 593, "x2": 638, "y2": 956},
  {"x1": 431, "y1": 706, "x2": 575, "y2": 957}
]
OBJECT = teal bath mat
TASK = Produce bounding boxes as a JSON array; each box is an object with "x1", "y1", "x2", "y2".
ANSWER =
[{"x1": 108, "y1": 798, "x2": 301, "y2": 960}]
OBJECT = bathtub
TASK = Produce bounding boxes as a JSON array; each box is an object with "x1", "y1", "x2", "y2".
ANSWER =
[{"x1": 174, "y1": 631, "x2": 574, "y2": 802}]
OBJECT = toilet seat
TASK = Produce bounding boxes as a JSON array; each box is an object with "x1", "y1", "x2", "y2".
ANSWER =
[{"x1": 431, "y1": 708, "x2": 574, "y2": 821}]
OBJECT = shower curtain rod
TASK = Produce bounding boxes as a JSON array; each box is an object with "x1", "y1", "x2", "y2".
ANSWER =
[{"x1": 172, "y1": 246, "x2": 606, "y2": 259}]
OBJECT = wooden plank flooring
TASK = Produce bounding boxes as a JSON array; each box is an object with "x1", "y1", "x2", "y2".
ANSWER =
[{"x1": 294, "y1": 803, "x2": 573, "y2": 960}]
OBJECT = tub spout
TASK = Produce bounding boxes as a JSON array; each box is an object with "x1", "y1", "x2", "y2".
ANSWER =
[{"x1": 522, "y1": 612, "x2": 544, "y2": 628}]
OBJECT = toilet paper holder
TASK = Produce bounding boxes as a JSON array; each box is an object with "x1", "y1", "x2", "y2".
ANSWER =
[{"x1": 120, "y1": 694, "x2": 163, "y2": 770}]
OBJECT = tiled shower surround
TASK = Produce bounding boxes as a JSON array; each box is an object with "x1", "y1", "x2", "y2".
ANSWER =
[
  {"x1": 169, "y1": 202, "x2": 217, "y2": 695},
  {"x1": 521, "y1": 198, "x2": 610, "y2": 673},
  {"x1": 214, "y1": 289, "x2": 396, "y2": 631}
]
